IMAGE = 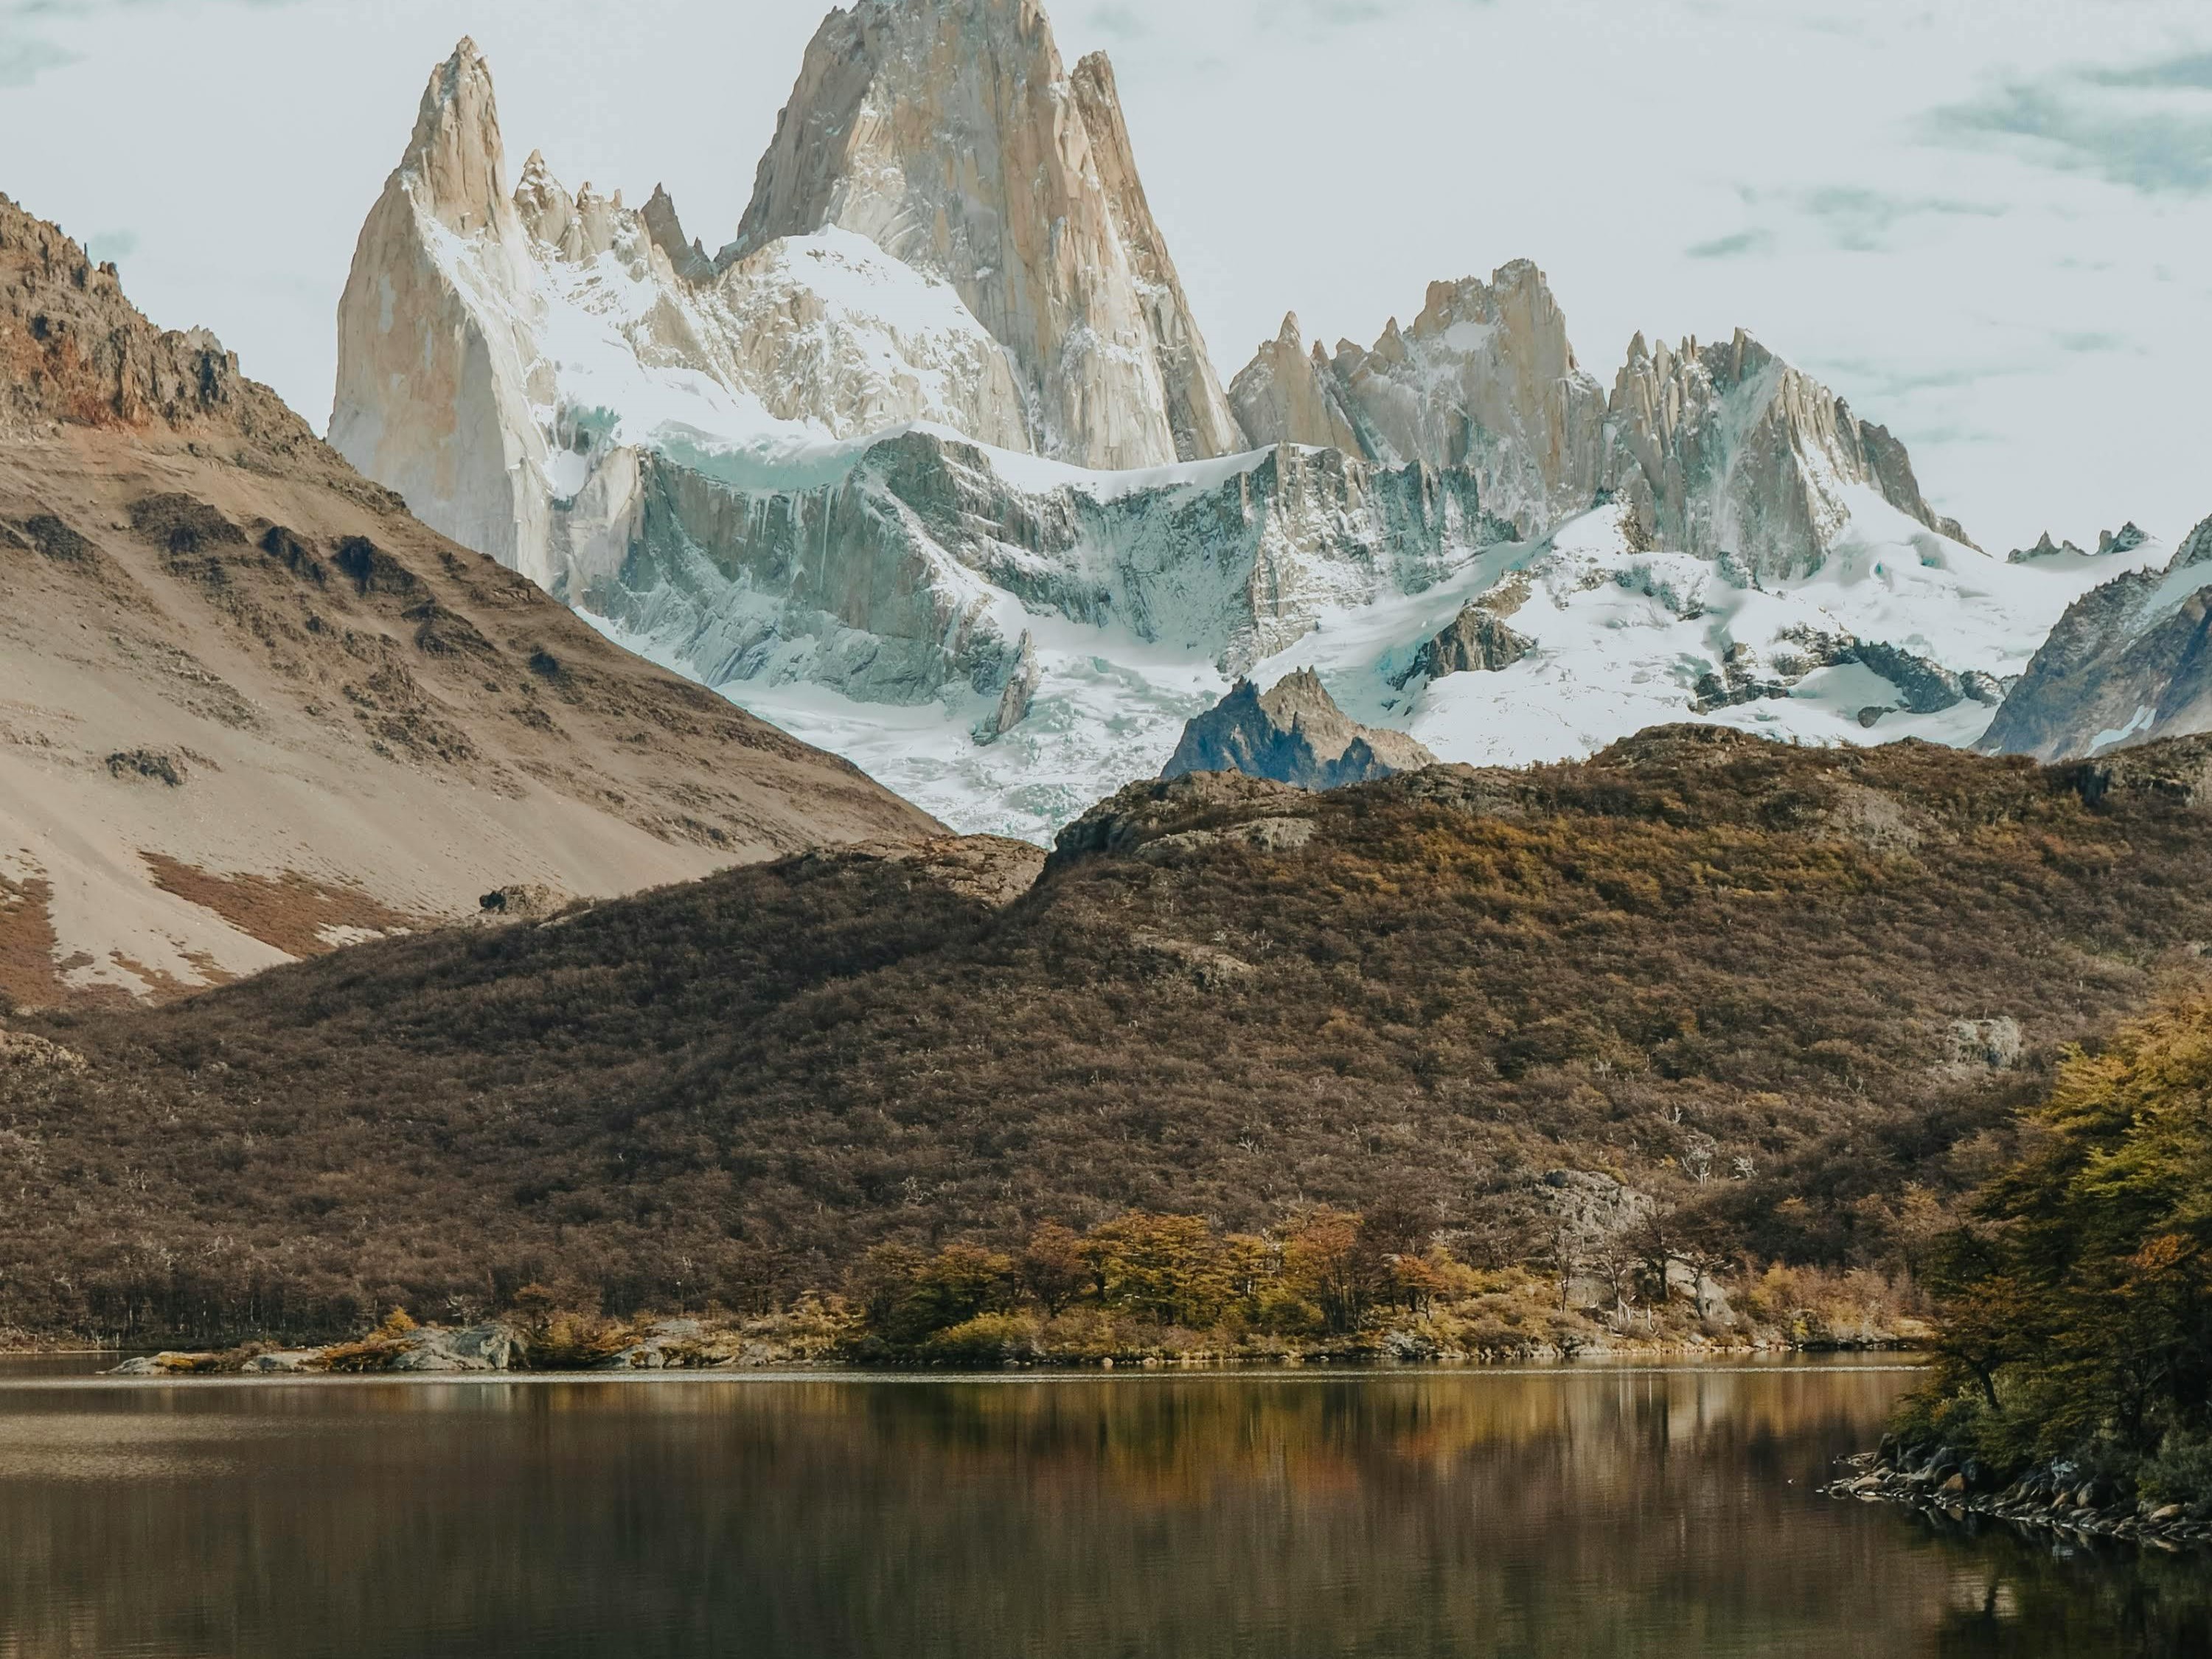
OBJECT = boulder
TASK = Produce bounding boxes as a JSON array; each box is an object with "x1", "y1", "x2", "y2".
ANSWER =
[{"x1": 388, "y1": 1322, "x2": 522, "y2": 1372}]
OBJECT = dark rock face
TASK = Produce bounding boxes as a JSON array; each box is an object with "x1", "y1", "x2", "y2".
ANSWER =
[
  {"x1": 1983, "y1": 512, "x2": 2212, "y2": 762},
  {"x1": 1397, "y1": 602, "x2": 1534, "y2": 686},
  {"x1": 1688, "y1": 631, "x2": 2004, "y2": 717},
  {"x1": 1161, "y1": 669, "x2": 1436, "y2": 791},
  {"x1": 1851, "y1": 640, "x2": 2003, "y2": 715},
  {"x1": 2007, "y1": 523, "x2": 2149, "y2": 565}
]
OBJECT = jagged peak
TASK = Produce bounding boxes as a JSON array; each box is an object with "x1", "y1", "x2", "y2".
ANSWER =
[
  {"x1": 2176, "y1": 512, "x2": 2212, "y2": 569},
  {"x1": 2101, "y1": 521, "x2": 2148, "y2": 555},
  {"x1": 1071, "y1": 46, "x2": 1118, "y2": 91},
  {"x1": 641, "y1": 184, "x2": 713, "y2": 282},
  {"x1": 1161, "y1": 667, "x2": 1436, "y2": 789},
  {"x1": 401, "y1": 35, "x2": 511, "y2": 237},
  {"x1": 2008, "y1": 531, "x2": 2081, "y2": 563},
  {"x1": 0, "y1": 191, "x2": 302, "y2": 441}
]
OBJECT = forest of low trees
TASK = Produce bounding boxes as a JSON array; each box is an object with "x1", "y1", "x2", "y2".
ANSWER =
[
  {"x1": 830, "y1": 1203, "x2": 1918, "y2": 1363},
  {"x1": 4, "y1": 726, "x2": 2211, "y2": 1352}
]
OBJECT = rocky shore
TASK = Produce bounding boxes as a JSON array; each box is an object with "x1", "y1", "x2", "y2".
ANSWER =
[
  {"x1": 1826, "y1": 1441, "x2": 2212, "y2": 1553},
  {"x1": 103, "y1": 1313, "x2": 1924, "y2": 1378},
  {"x1": 108, "y1": 1317, "x2": 796, "y2": 1377}
]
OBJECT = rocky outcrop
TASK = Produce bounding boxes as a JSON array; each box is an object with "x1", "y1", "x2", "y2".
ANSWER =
[
  {"x1": 728, "y1": 0, "x2": 1242, "y2": 469},
  {"x1": 1231, "y1": 264, "x2": 1608, "y2": 538},
  {"x1": 1686, "y1": 630, "x2": 2003, "y2": 718},
  {"x1": 1161, "y1": 669, "x2": 1436, "y2": 790},
  {"x1": 1980, "y1": 512, "x2": 2212, "y2": 762},
  {"x1": 1325, "y1": 265, "x2": 1610, "y2": 537},
  {"x1": 0, "y1": 192, "x2": 299, "y2": 443},
  {"x1": 2007, "y1": 523, "x2": 2148, "y2": 564},
  {"x1": 1602, "y1": 329, "x2": 1972, "y2": 582},
  {"x1": 1396, "y1": 601, "x2": 1534, "y2": 685},
  {"x1": 1828, "y1": 1445, "x2": 2212, "y2": 1552},
  {"x1": 1048, "y1": 770, "x2": 1316, "y2": 866},
  {"x1": 981, "y1": 630, "x2": 1041, "y2": 740},
  {"x1": 113, "y1": 1323, "x2": 524, "y2": 1375}
]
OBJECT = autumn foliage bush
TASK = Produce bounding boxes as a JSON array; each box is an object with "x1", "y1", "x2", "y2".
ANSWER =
[{"x1": 1899, "y1": 992, "x2": 2212, "y2": 1500}]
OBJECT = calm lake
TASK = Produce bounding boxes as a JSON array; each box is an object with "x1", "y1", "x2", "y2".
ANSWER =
[{"x1": 0, "y1": 1358, "x2": 2202, "y2": 1658}]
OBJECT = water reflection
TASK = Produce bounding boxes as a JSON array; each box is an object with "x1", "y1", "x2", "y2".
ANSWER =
[{"x1": 0, "y1": 1363, "x2": 2197, "y2": 1658}]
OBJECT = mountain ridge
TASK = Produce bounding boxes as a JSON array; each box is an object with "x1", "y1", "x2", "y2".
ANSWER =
[{"x1": 326, "y1": 2, "x2": 2121, "y2": 842}]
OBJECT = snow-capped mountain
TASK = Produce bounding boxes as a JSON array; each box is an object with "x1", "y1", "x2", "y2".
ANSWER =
[
  {"x1": 1979, "y1": 514, "x2": 2212, "y2": 761},
  {"x1": 728, "y1": 0, "x2": 1242, "y2": 470},
  {"x1": 329, "y1": 0, "x2": 2139, "y2": 842}
]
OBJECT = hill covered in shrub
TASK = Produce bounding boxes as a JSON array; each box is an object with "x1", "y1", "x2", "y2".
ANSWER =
[{"x1": 7, "y1": 726, "x2": 2212, "y2": 1346}]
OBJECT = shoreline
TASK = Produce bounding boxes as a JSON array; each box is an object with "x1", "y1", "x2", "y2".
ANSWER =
[
  {"x1": 2, "y1": 1355, "x2": 1933, "y2": 1391},
  {"x1": 1825, "y1": 1452, "x2": 2212, "y2": 1554},
  {"x1": 28, "y1": 1332, "x2": 1929, "y2": 1377}
]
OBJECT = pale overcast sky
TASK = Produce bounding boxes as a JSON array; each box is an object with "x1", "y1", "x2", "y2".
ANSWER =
[{"x1": 2, "y1": 0, "x2": 2207, "y2": 552}]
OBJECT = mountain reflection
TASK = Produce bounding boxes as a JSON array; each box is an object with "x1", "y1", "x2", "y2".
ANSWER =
[{"x1": 0, "y1": 1364, "x2": 2200, "y2": 1658}]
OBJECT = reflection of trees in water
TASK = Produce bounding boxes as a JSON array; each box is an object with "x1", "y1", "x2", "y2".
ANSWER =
[
  {"x1": 1906, "y1": 1510, "x2": 2212, "y2": 1658},
  {"x1": 0, "y1": 1370, "x2": 2180, "y2": 1658}
]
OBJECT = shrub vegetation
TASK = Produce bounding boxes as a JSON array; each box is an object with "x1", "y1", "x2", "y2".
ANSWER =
[{"x1": 3, "y1": 726, "x2": 2210, "y2": 1349}]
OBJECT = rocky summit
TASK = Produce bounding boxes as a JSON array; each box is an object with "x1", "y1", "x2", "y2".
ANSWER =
[
  {"x1": 729, "y1": 0, "x2": 1242, "y2": 469},
  {"x1": 1163, "y1": 669, "x2": 1438, "y2": 790},
  {"x1": 325, "y1": 0, "x2": 2167, "y2": 838}
]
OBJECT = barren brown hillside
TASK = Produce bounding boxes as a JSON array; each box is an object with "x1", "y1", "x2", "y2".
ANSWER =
[{"x1": 0, "y1": 192, "x2": 938, "y2": 1004}]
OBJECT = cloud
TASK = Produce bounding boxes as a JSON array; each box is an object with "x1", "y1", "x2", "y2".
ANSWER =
[
  {"x1": 1, "y1": 0, "x2": 305, "y2": 87},
  {"x1": 1797, "y1": 187, "x2": 2003, "y2": 251},
  {"x1": 1893, "y1": 423, "x2": 2000, "y2": 448},
  {"x1": 1685, "y1": 229, "x2": 1772, "y2": 260},
  {"x1": 1932, "y1": 69, "x2": 2212, "y2": 195},
  {"x1": 2053, "y1": 330, "x2": 2125, "y2": 354},
  {"x1": 1685, "y1": 188, "x2": 2000, "y2": 262},
  {"x1": 0, "y1": 33, "x2": 72, "y2": 85},
  {"x1": 1806, "y1": 354, "x2": 2024, "y2": 406},
  {"x1": 2084, "y1": 52, "x2": 2212, "y2": 92},
  {"x1": 1306, "y1": 0, "x2": 1388, "y2": 18},
  {"x1": 1087, "y1": 3, "x2": 1145, "y2": 38}
]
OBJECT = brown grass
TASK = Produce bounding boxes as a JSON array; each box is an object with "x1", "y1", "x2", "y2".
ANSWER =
[
  {"x1": 0, "y1": 872, "x2": 64, "y2": 1009},
  {"x1": 140, "y1": 852, "x2": 431, "y2": 961}
]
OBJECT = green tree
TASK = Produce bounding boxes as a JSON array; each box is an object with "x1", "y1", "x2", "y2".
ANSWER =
[
  {"x1": 848, "y1": 1242, "x2": 1017, "y2": 1353},
  {"x1": 1083, "y1": 1213, "x2": 1233, "y2": 1328},
  {"x1": 1905, "y1": 995, "x2": 2212, "y2": 1484}
]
